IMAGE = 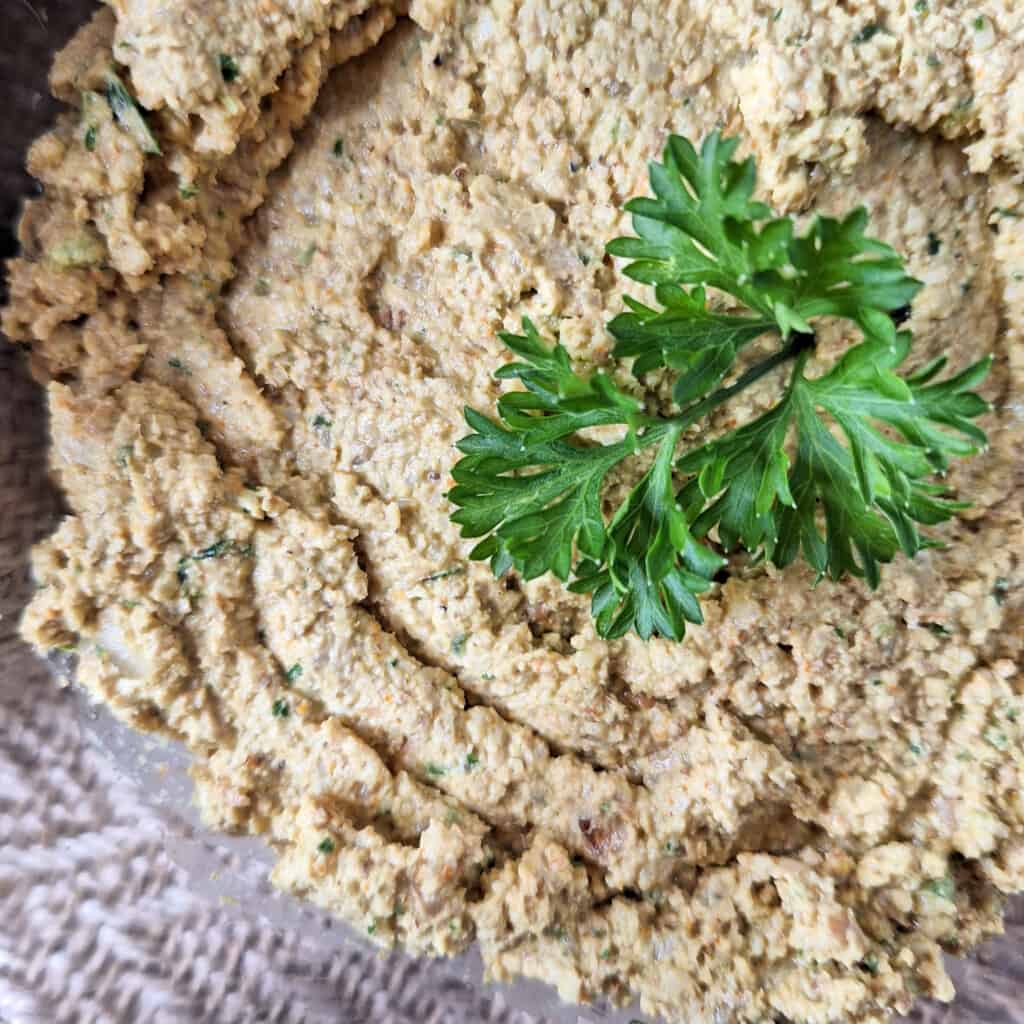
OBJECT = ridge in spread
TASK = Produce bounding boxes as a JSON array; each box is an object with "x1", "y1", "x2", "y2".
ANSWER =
[{"x1": 5, "y1": 1, "x2": 1024, "y2": 1022}]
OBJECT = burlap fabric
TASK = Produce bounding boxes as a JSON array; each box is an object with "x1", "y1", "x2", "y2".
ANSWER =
[{"x1": 0, "y1": 3, "x2": 1021, "y2": 1023}]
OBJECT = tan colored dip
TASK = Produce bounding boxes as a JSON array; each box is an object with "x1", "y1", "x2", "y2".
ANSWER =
[{"x1": 5, "y1": 2, "x2": 1023, "y2": 1021}]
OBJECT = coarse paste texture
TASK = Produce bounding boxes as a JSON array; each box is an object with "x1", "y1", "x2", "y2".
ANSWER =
[{"x1": 5, "y1": 0, "x2": 1024, "y2": 1021}]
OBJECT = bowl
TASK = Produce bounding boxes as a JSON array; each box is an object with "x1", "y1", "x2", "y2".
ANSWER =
[{"x1": 1, "y1": 3, "x2": 1021, "y2": 1022}]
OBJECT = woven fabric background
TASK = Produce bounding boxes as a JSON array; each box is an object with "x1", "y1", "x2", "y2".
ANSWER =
[{"x1": 0, "y1": 3, "x2": 1021, "y2": 1024}]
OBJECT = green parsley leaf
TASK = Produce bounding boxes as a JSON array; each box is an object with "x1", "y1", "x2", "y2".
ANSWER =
[
  {"x1": 985, "y1": 727, "x2": 1009, "y2": 750},
  {"x1": 491, "y1": 317, "x2": 644, "y2": 445},
  {"x1": 853, "y1": 24, "x2": 881, "y2": 44},
  {"x1": 681, "y1": 334, "x2": 990, "y2": 585},
  {"x1": 104, "y1": 70, "x2": 161, "y2": 155},
  {"x1": 48, "y1": 232, "x2": 105, "y2": 269},
  {"x1": 194, "y1": 538, "x2": 232, "y2": 560},
  {"x1": 570, "y1": 427, "x2": 722, "y2": 639},
  {"x1": 859, "y1": 953, "x2": 880, "y2": 975},
  {"x1": 420, "y1": 565, "x2": 466, "y2": 583},
  {"x1": 606, "y1": 134, "x2": 778, "y2": 315},
  {"x1": 449, "y1": 132, "x2": 990, "y2": 641},
  {"x1": 449, "y1": 340, "x2": 636, "y2": 582},
  {"x1": 219, "y1": 53, "x2": 240, "y2": 83},
  {"x1": 923, "y1": 876, "x2": 955, "y2": 901},
  {"x1": 608, "y1": 285, "x2": 775, "y2": 405},
  {"x1": 607, "y1": 134, "x2": 920, "y2": 360}
]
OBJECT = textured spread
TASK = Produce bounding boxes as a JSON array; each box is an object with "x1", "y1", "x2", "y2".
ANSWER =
[{"x1": 4, "y1": 1, "x2": 1024, "y2": 1022}]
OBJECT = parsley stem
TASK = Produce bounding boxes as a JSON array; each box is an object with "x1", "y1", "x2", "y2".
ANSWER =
[
  {"x1": 677, "y1": 330, "x2": 813, "y2": 427},
  {"x1": 636, "y1": 331, "x2": 814, "y2": 448}
]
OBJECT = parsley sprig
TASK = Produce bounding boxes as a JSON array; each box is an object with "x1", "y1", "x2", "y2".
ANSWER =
[{"x1": 448, "y1": 133, "x2": 991, "y2": 641}]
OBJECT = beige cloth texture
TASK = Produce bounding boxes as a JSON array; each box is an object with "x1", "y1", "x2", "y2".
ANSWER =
[{"x1": 0, "y1": 3, "x2": 1021, "y2": 1024}]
